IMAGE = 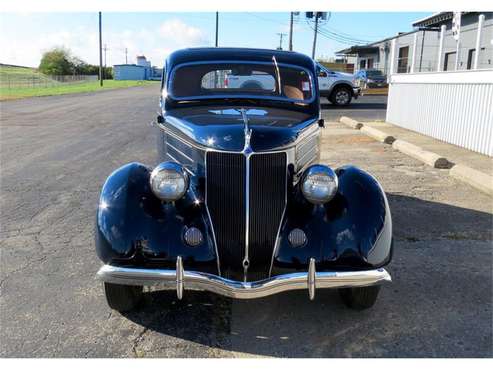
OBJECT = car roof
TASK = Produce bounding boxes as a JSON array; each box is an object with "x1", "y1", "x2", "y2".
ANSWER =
[{"x1": 165, "y1": 47, "x2": 316, "y2": 72}]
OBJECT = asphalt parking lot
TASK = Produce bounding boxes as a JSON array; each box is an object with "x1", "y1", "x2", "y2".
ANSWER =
[
  {"x1": 322, "y1": 94, "x2": 387, "y2": 122},
  {"x1": 1, "y1": 85, "x2": 491, "y2": 357}
]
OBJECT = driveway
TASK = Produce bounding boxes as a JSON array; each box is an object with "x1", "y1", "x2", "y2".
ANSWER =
[
  {"x1": 0, "y1": 85, "x2": 491, "y2": 357},
  {"x1": 322, "y1": 94, "x2": 387, "y2": 122}
]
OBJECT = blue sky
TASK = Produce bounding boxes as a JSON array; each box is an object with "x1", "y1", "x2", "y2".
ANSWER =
[{"x1": 0, "y1": 12, "x2": 430, "y2": 67}]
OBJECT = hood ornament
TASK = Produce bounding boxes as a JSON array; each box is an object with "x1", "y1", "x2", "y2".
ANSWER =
[{"x1": 240, "y1": 108, "x2": 253, "y2": 154}]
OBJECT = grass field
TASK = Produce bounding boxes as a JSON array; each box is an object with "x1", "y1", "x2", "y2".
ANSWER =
[
  {"x1": 0, "y1": 65, "x2": 54, "y2": 84},
  {"x1": 0, "y1": 80, "x2": 158, "y2": 100},
  {"x1": 0, "y1": 65, "x2": 158, "y2": 100}
]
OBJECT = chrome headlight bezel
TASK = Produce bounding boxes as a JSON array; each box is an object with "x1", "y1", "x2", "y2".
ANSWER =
[
  {"x1": 301, "y1": 164, "x2": 338, "y2": 204},
  {"x1": 150, "y1": 162, "x2": 189, "y2": 202}
]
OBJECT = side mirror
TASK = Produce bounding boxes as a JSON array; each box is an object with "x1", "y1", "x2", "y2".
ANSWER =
[
  {"x1": 157, "y1": 115, "x2": 165, "y2": 124},
  {"x1": 318, "y1": 71, "x2": 328, "y2": 78},
  {"x1": 318, "y1": 119, "x2": 325, "y2": 128}
]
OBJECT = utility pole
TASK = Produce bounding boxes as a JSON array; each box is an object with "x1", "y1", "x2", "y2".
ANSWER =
[
  {"x1": 215, "y1": 12, "x2": 219, "y2": 47},
  {"x1": 311, "y1": 12, "x2": 319, "y2": 59},
  {"x1": 288, "y1": 12, "x2": 294, "y2": 51},
  {"x1": 277, "y1": 33, "x2": 287, "y2": 50},
  {"x1": 98, "y1": 11, "x2": 103, "y2": 86},
  {"x1": 124, "y1": 48, "x2": 128, "y2": 64},
  {"x1": 103, "y1": 44, "x2": 108, "y2": 80}
]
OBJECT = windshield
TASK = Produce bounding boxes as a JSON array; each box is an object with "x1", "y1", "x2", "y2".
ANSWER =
[
  {"x1": 168, "y1": 61, "x2": 314, "y2": 103},
  {"x1": 366, "y1": 70, "x2": 383, "y2": 77}
]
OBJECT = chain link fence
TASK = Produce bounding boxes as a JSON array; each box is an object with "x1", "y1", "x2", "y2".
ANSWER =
[{"x1": 0, "y1": 74, "x2": 98, "y2": 89}]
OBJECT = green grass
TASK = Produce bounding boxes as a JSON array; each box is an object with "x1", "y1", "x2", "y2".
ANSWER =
[
  {"x1": 0, "y1": 79, "x2": 158, "y2": 100},
  {"x1": 0, "y1": 65, "x2": 57, "y2": 88}
]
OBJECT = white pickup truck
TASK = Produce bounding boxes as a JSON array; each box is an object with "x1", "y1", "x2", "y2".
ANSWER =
[
  {"x1": 224, "y1": 62, "x2": 360, "y2": 106},
  {"x1": 315, "y1": 62, "x2": 360, "y2": 106}
]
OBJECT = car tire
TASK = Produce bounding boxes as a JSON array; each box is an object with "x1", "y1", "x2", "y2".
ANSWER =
[
  {"x1": 104, "y1": 282, "x2": 143, "y2": 312},
  {"x1": 338, "y1": 285, "x2": 380, "y2": 310},
  {"x1": 330, "y1": 86, "x2": 352, "y2": 106}
]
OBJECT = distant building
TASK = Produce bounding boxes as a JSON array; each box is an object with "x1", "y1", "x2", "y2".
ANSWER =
[
  {"x1": 336, "y1": 12, "x2": 493, "y2": 75},
  {"x1": 113, "y1": 55, "x2": 161, "y2": 80},
  {"x1": 372, "y1": 12, "x2": 493, "y2": 157}
]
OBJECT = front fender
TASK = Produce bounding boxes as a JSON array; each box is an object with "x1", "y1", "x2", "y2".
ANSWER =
[
  {"x1": 273, "y1": 165, "x2": 392, "y2": 273},
  {"x1": 95, "y1": 162, "x2": 218, "y2": 272}
]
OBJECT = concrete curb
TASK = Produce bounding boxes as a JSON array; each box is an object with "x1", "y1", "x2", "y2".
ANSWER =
[
  {"x1": 392, "y1": 139, "x2": 450, "y2": 169},
  {"x1": 338, "y1": 118, "x2": 492, "y2": 195},
  {"x1": 450, "y1": 164, "x2": 493, "y2": 195},
  {"x1": 340, "y1": 116, "x2": 362, "y2": 129},
  {"x1": 360, "y1": 126, "x2": 395, "y2": 144}
]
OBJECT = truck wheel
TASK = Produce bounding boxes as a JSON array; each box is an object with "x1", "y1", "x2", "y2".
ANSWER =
[
  {"x1": 330, "y1": 86, "x2": 352, "y2": 106},
  {"x1": 104, "y1": 282, "x2": 143, "y2": 312},
  {"x1": 338, "y1": 285, "x2": 380, "y2": 310}
]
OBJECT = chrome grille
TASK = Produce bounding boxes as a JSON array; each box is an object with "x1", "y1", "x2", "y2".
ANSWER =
[
  {"x1": 248, "y1": 153, "x2": 287, "y2": 279},
  {"x1": 206, "y1": 151, "x2": 287, "y2": 281},
  {"x1": 206, "y1": 152, "x2": 246, "y2": 280}
]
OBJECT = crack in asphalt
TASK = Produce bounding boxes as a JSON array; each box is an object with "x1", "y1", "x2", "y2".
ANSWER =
[
  {"x1": 131, "y1": 326, "x2": 150, "y2": 358},
  {"x1": 0, "y1": 254, "x2": 47, "y2": 291}
]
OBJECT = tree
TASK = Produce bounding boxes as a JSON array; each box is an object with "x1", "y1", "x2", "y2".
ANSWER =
[
  {"x1": 37, "y1": 47, "x2": 113, "y2": 78},
  {"x1": 38, "y1": 47, "x2": 73, "y2": 75},
  {"x1": 71, "y1": 56, "x2": 87, "y2": 75}
]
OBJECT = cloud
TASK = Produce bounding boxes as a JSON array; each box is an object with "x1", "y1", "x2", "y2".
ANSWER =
[
  {"x1": 0, "y1": 17, "x2": 209, "y2": 68},
  {"x1": 158, "y1": 18, "x2": 207, "y2": 47}
]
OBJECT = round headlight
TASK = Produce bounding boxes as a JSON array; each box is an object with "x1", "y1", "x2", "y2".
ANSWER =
[
  {"x1": 150, "y1": 162, "x2": 189, "y2": 201},
  {"x1": 301, "y1": 164, "x2": 338, "y2": 204}
]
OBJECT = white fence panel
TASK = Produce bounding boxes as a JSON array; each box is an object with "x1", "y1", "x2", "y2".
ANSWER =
[{"x1": 386, "y1": 70, "x2": 493, "y2": 156}]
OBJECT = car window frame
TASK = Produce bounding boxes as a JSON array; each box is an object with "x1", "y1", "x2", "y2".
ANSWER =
[{"x1": 166, "y1": 60, "x2": 316, "y2": 105}]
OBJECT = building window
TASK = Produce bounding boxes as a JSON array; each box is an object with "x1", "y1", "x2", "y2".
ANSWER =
[
  {"x1": 359, "y1": 60, "x2": 366, "y2": 69},
  {"x1": 444, "y1": 52, "x2": 456, "y2": 71},
  {"x1": 397, "y1": 46, "x2": 409, "y2": 73},
  {"x1": 467, "y1": 48, "x2": 486, "y2": 69},
  {"x1": 367, "y1": 58, "x2": 374, "y2": 69},
  {"x1": 467, "y1": 49, "x2": 476, "y2": 70}
]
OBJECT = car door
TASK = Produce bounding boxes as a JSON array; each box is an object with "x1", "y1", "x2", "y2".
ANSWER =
[
  {"x1": 316, "y1": 65, "x2": 330, "y2": 92},
  {"x1": 319, "y1": 65, "x2": 339, "y2": 91}
]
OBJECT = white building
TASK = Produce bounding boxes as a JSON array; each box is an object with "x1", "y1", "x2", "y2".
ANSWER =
[
  {"x1": 384, "y1": 13, "x2": 493, "y2": 156},
  {"x1": 114, "y1": 55, "x2": 160, "y2": 80},
  {"x1": 337, "y1": 12, "x2": 492, "y2": 75}
]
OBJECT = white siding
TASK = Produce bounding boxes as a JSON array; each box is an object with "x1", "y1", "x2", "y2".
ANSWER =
[{"x1": 386, "y1": 70, "x2": 493, "y2": 156}]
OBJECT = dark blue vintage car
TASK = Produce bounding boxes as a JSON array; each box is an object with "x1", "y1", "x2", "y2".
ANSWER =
[{"x1": 95, "y1": 47, "x2": 392, "y2": 312}]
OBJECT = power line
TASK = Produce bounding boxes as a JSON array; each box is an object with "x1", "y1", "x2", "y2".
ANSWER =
[
  {"x1": 310, "y1": 21, "x2": 371, "y2": 44},
  {"x1": 306, "y1": 20, "x2": 372, "y2": 46},
  {"x1": 243, "y1": 12, "x2": 290, "y2": 27},
  {"x1": 323, "y1": 24, "x2": 386, "y2": 41}
]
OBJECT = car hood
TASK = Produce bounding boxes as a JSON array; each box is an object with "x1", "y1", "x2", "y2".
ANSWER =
[
  {"x1": 164, "y1": 106, "x2": 317, "y2": 152},
  {"x1": 336, "y1": 72, "x2": 354, "y2": 80}
]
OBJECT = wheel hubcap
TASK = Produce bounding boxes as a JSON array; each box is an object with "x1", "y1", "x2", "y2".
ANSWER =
[{"x1": 336, "y1": 91, "x2": 349, "y2": 104}]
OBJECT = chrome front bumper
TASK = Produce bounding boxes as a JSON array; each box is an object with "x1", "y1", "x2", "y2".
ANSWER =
[{"x1": 96, "y1": 257, "x2": 391, "y2": 300}]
